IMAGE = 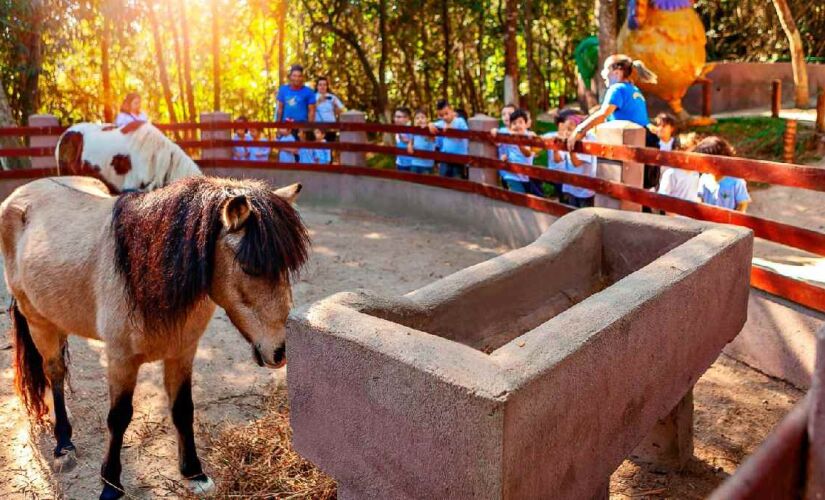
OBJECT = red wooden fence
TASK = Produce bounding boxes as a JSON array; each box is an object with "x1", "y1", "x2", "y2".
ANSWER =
[{"x1": 1, "y1": 120, "x2": 823, "y2": 312}]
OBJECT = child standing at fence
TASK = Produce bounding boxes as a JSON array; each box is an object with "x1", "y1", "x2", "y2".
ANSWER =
[
  {"x1": 298, "y1": 128, "x2": 331, "y2": 164},
  {"x1": 694, "y1": 136, "x2": 751, "y2": 212},
  {"x1": 275, "y1": 127, "x2": 298, "y2": 163},
  {"x1": 555, "y1": 111, "x2": 597, "y2": 208},
  {"x1": 247, "y1": 126, "x2": 271, "y2": 162},
  {"x1": 232, "y1": 116, "x2": 252, "y2": 160},
  {"x1": 313, "y1": 128, "x2": 331, "y2": 164},
  {"x1": 653, "y1": 113, "x2": 700, "y2": 204},
  {"x1": 394, "y1": 108, "x2": 413, "y2": 171},
  {"x1": 544, "y1": 110, "x2": 581, "y2": 199},
  {"x1": 407, "y1": 109, "x2": 436, "y2": 174},
  {"x1": 429, "y1": 99, "x2": 469, "y2": 179},
  {"x1": 497, "y1": 109, "x2": 543, "y2": 194}
]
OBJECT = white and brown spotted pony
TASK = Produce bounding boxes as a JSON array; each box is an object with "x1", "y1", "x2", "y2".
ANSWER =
[
  {"x1": 2, "y1": 175, "x2": 308, "y2": 499},
  {"x1": 56, "y1": 121, "x2": 202, "y2": 193}
]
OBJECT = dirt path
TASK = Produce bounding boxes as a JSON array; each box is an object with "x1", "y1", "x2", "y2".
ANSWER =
[
  {"x1": 749, "y1": 184, "x2": 825, "y2": 285},
  {"x1": 0, "y1": 205, "x2": 507, "y2": 499}
]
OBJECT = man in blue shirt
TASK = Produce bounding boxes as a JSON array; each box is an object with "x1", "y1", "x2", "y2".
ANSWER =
[
  {"x1": 276, "y1": 65, "x2": 316, "y2": 139},
  {"x1": 428, "y1": 99, "x2": 469, "y2": 179}
]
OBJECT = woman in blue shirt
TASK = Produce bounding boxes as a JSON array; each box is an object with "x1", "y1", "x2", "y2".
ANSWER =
[{"x1": 567, "y1": 54, "x2": 660, "y2": 192}]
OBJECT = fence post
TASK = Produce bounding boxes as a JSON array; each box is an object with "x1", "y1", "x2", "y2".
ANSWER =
[
  {"x1": 593, "y1": 120, "x2": 645, "y2": 212},
  {"x1": 772, "y1": 79, "x2": 782, "y2": 118},
  {"x1": 200, "y1": 111, "x2": 231, "y2": 160},
  {"x1": 468, "y1": 114, "x2": 500, "y2": 186},
  {"x1": 701, "y1": 79, "x2": 712, "y2": 118},
  {"x1": 340, "y1": 111, "x2": 367, "y2": 167},
  {"x1": 816, "y1": 86, "x2": 825, "y2": 155},
  {"x1": 783, "y1": 119, "x2": 797, "y2": 164},
  {"x1": 807, "y1": 326, "x2": 825, "y2": 496},
  {"x1": 28, "y1": 114, "x2": 59, "y2": 169}
]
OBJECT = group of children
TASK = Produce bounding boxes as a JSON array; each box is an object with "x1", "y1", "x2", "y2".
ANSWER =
[
  {"x1": 232, "y1": 118, "x2": 332, "y2": 165},
  {"x1": 651, "y1": 113, "x2": 750, "y2": 212},
  {"x1": 396, "y1": 103, "x2": 750, "y2": 213},
  {"x1": 393, "y1": 100, "x2": 471, "y2": 178}
]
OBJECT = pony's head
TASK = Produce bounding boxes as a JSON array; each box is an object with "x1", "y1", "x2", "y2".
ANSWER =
[
  {"x1": 112, "y1": 177, "x2": 310, "y2": 368},
  {"x1": 209, "y1": 182, "x2": 306, "y2": 367}
]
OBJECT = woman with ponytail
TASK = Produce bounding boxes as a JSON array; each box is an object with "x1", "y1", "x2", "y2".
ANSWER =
[{"x1": 566, "y1": 54, "x2": 662, "y2": 194}]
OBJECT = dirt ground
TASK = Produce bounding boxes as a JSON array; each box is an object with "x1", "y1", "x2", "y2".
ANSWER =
[{"x1": 0, "y1": 204, "x2": 805, "y2": 499}]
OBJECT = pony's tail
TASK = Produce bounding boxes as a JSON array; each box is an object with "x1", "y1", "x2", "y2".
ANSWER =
[
  {"x1": 632, "y1": 60, "x2": 658, "y2": 84},
  {"x1": 9, "y1": 299, "x2": 49, "y2": 420}
]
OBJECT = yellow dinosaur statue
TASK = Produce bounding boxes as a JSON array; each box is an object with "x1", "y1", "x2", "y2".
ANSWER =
[{"x1": 617, "y1": 0, "x2": 715, "y2": 125}]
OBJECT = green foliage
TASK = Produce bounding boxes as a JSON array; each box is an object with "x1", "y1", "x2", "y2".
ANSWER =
[
  {"x1": 692, "y1": 117, "x2": 823, "y2": 164},
  {"x1": 0, "y1": 0, "x2": 822, "y2": 125}
]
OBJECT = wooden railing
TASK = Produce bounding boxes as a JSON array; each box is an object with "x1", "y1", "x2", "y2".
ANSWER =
[{"x1": 1, "y1": 120, "x2": 823, "y2": 312}]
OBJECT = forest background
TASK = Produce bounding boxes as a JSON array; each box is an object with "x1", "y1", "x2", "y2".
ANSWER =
[{"x1": 1, "y1": 0, "x2": 823, "y2": 126}]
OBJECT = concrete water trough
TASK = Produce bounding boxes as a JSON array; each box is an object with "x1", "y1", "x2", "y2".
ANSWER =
[{"x1": 287, "y1": 208, "x2": 753, "y2": 499}]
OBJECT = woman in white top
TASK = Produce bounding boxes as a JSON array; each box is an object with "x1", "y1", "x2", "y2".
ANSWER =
[
  {"x1": 314, "y1": 77, "x2": 345, "y2": 142},
  {"x1": 114, "y1": 93, "x2": 149, "y2": 127}
]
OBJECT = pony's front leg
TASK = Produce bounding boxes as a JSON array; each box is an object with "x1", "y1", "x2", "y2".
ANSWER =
[
  {"x1": 100, "y1": 361, "x2": 139, "y2": 500},
  {"x1": 164, "y1": 354, "x2": 215, "y2": 496}
]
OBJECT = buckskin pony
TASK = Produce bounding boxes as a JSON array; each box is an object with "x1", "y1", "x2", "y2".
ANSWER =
[
  {"x1": 1, "y1": 175, "x2": 309, "y2": 499},
  {"x1": 56, "y1": 121, "x2": 202, "y2": 193}
]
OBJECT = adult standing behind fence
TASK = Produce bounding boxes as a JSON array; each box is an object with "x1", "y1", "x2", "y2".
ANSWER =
[
  {"x1": 114, "y1": 93, "x2": 148, "y2": 127},
  {"x1": 276, "y1": 64, "x2": 316, "y2": 139},
  {"x1": 566, "y1": 54, "x2": 660, "y2": 191},
  {"x1": 314, "y1": 76, "x2": 345, "y2": 142}
]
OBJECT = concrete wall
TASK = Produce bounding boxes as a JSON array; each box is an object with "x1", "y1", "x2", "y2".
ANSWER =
[
  {"x1": 648, "y1": 62, "x2": 825, "y2": 115},
  {"x1": 288, "y1": 209, "x2": 753, "y2": 499},
  {"x1": 207, "y1": 167, "x2": 558, "y2": 248}
]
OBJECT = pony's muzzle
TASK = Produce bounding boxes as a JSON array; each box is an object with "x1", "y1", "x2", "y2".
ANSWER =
[{"x1": 252, "y1": 343, "x2": 286, "y2": 369}]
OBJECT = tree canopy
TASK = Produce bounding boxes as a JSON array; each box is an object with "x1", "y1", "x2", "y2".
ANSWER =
[{"x1": 1, "y1": 0, "x2": 822, "y2": 125}]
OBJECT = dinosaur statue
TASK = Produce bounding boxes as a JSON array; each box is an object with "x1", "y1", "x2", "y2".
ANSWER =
[{"x1": 617, "y1": 0, "x2": 715, "y2": 125}]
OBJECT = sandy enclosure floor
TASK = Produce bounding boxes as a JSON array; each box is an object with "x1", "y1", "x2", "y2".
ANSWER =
[{"x1": 0, "y1": 204, "x2": 803, "y2": 499}]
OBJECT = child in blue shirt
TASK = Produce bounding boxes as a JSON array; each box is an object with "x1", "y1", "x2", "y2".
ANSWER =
[
  {"x1": 232, "y1": 116, "x2": 251, "y2": 160},
  {"x1": 299, "y1": 129, "x2": 331, "y2": 164},
  {"x1": 428, "y1": 99, "x2": 469, "y2": 179},
  {"x1": 407, "y1": 109, "x2": 436, "y2": 174},
  {"x1": 275, "y1": 127, "x2": 298, "y2": 163},
  {"x1": 394, "y1": 107, "x2": 413, "y2": 171},
  {"x1": 496, "y1": 109, "x2": 543, "y2": 194},
  {"x1": 694, "y1": 136, "x2": 751, "y2": 212},
  {"x1": 247, "y1": 127, "x2": 271, "y2": 162}
]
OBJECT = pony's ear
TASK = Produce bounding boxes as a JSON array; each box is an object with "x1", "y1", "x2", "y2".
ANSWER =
[
  {"x1": 273, "y1": 183, "x2": 302, "y2": 205},
  {"x1": 221, "y1": 195, "x2": 251, "y2": 231}
]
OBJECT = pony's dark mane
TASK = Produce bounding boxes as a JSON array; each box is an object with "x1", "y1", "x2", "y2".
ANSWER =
[{"x1": 112, "y1": 176, "x2": 310, "y2": 333}]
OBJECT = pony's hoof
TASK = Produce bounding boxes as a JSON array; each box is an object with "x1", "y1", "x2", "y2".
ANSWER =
[
  {"x1": 52, "y1": 448, "x2": 77, "y2": 473},
  {"x1": 185, "y1": 475, "x2": 215, "y2": 496},
  {"x1": 99, "y1": 483, "x2": 125, "y2": 500}
]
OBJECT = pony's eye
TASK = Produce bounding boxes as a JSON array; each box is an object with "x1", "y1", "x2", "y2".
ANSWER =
[{"x1": 240, "y1": 264, "x2": 263, "y2": 277}]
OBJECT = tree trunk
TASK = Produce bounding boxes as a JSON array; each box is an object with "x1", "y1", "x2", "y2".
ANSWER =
[
  {"x1": 167, "y1": 0, "x2": 187, "y2": 122},
  {"x1": 596, "y1": 0, "x2": 617, "y2": 97},
  {"x1": 277, "y1": 0, "x2": 287, "y2": 85},
  {"x1": 101, "y1": 13, "x2": 114, "y2": 122},
  {"x1": 503, "y1": 0, "x2": 519, "y2": 106},
  {"x1": 524, "y1": 0, "x2": 536, "y2": 116},
  {"x1": 18, "y1": 0, "x2": 44, "y2": 120},
  {"x1": 211, "y1": 0, "x2": 221, "y2": 111},
  {"x1": 441, "y1": 0, "x2": 450, "y2": 98},
  {"x1": 0, "y1": 78, "x2": 29, "y2": 170},
  {"x1": 177, "y1": 0, "x2": 197, "y2": 123},
  {"x1": 771, "y1": 0, "x2": 810, "y2": 109},
  {"x1": 147, "y1": 1, "x2": 178, "y2": 123},
  {"x1": 477, "y1": 0, "x2": 486, "y2": 107}
]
